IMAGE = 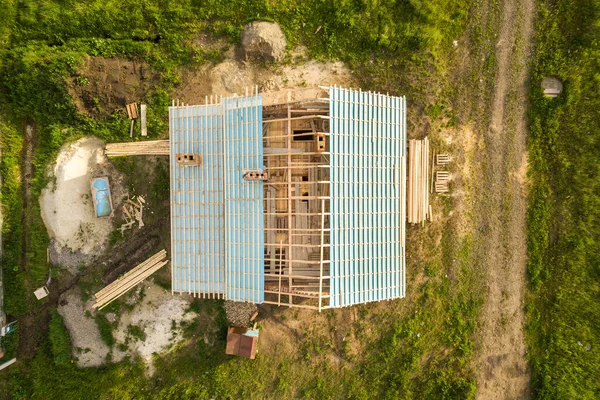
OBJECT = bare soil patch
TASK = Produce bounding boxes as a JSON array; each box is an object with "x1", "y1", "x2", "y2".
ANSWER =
[
  {"x1": 112, "y1": 282, "x2": 196, "y2": 371},
  {"x1": 68, "y1": 56, "x2": 158, "y2": 117},
  {"x1": 39, "y1": 137, "x2": 127, "y2": 271},
  {"x1": 175, "y1": 59, "x2": 353, "y2": 104},
  {"x1": 58, "y1": 288, "x2": 110, "y2": 367},
  {"x1": 466, "y1": 0, "x2": 535, "y2": 397}
]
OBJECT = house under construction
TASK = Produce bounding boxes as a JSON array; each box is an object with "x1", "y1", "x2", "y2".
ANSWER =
[{"x1": 169, "y1": 86, "x2": 407, "y2": 310}]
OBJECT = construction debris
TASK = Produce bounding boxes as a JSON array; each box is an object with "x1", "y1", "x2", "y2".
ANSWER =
[
  {"x1": 126, "y1": 103, "x2": 138, "y2": 119},
  {"x1": 105, "y1": 140, "x2": 170, "y2": 156},
  {"x1": 33, "y1": 286, "x2": 49, "y2": 300},
  {"x1": 92, "y1": 250, "x2": 168, "y2": 310},
  {"x1": 435, "y1": 181, "x2": 450, "y2": 193},
  {"x1": 407, "y1": 137, "x2": 430, "y2": 224},
  {"x1": 436, "y1": 171, "x2": 450, "y2": 182},
  {"x1": 140, "y1": 104, "x2": 147, "y2": 137},
  {"x1": 119, "y1": 195, "x2": 146, "y2": 234},
  {"x1": 433, "y1": 155, "x2": 452, "y2": 194}
]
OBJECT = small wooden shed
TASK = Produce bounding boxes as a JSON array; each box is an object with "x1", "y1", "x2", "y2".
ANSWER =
[{"x1": 225, "y1": 326, "x2": 259, "y2": 359}]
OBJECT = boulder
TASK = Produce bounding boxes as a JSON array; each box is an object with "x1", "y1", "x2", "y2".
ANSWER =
[
  {"x1": 541, "y1": 76, "x2": 563, "y2": 98},
  {"x1": 241, "y1": 21, "x2": 286, "y2": 63}
]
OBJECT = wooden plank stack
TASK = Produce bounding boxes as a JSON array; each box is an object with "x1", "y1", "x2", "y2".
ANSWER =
[
  {"x1": 105, "y1": 140, "x2": 170, "y2": 156},
  {"x1": 92, "y1": 250, "x2": 168, "y2": 310},
  {"x1": 407, "y1": 137, "x2": 430, "y2": 224}
]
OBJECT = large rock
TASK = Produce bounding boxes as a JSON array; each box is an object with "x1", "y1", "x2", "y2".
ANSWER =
[
  {"x1": 241, "y1": 21, "x2": 286, "y2": 63},
  {"x1": 541, "y1": 76, "x2": 563, "y2": 98}
]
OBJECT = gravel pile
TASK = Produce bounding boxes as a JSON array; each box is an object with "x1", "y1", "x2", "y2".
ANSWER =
[{"x1": 223, "y1": 301, "x2": 257, "y2": 327}]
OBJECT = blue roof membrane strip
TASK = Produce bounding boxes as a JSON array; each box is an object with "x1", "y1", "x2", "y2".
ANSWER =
[
  {"x1": 329, "y1": 87, "x2": 406, "y2": 308},
  {"x1": 169, "y1": 103, "x2": 225, "y2": 296},
  {"x1": 223, "y1": 94, "x2": 264, "y2": 304}
]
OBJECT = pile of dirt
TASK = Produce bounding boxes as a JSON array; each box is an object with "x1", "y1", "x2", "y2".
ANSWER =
[
  {"x1": 68, "y1": 56, "x2": 158, "y2": 116},
  {"x1": 39, "y1": 137, "x2": 127, "y2": 270},
  {"x1": 241, "y1": 21, "x2": 287, "y2": 63}
]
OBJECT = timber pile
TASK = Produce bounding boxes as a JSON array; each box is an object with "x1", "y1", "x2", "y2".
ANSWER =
[
  {"x1": 105, "y1": 140, "x2": 170, "y2": 156},
  {"x1": 92, "y1": 250, "x2": 168, "y2": 310},
  {"x1": 407, "y1": 137, "x2": 430, "y2": 224},
  {"x1": 119, "y1": 195, "x2": 145, "y2": 234}
]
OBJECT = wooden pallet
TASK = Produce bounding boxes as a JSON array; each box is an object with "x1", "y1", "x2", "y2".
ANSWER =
[{"x1": 436, "y1": 154, "x2": 451, "y2": 165}]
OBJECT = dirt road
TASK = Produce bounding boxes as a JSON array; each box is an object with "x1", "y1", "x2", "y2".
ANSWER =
[{"x1": 468, "y1": 0, "x2": 535, "y2": 397}]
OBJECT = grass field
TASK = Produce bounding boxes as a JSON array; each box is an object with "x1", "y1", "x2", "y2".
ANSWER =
[{"x1": 525, "y1": 0, "x2": 600, "y2": 398}]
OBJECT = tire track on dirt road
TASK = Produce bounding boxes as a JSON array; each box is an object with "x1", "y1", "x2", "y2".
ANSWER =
[{"x1": 474, "y1": 0, "x2": 534, "y2": 398}]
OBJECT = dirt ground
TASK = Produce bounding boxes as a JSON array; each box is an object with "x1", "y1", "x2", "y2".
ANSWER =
[
  {"x1": 68, "y1": 57, "x2": 158, "y2": 117},
  {"x1": 58, "y1": 288, "x2": 110, "y2": 367},
  {"x1": 454, "y1": 0, "x2": 535, "y2": 397},
  {"x1": 175, "y1": 58, "x2": 353, "y2": 104},
  {"x1": 113, "y1": 283, "x2": 196, "y2": 365},
  {"x1": 40, "y1": 137, "x2": 128, "y2": 271},
  {"x1": 58, "y1": 281, "x2": 196, "y2": 370}
]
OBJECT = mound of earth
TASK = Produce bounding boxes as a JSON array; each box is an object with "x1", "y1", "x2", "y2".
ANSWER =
[
  {"x1": 241, "y1": 21, "x2": 287, "y2": 63},
  {"x1": 39, "y1": 137, "x2": 127, "y2": 269}
]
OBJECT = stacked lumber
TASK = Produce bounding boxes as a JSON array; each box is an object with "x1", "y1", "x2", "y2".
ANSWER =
[
  {"x1": 93, "y1": 250, "x2": 168, "y2": 310},
  {"x1": 105, "y1": 140, "x2": 170, "y2": 156},
  {"x1": 407, "y1": 137, "x2": 430, "y2": 224}
]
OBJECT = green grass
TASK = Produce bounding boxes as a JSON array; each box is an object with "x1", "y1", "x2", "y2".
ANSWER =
[
  {"x1": 127, "y1": 325, "x2": 146, "y2": 342},
  {"x1": 526, "y1": 0, "x2": 600, "y2": 398},
  {"x1": 95, "y1": 314, "x2": 116, "y2": 348},
  {"x1": 49, "y1": 310, "x2": 73, "y2": 368}
]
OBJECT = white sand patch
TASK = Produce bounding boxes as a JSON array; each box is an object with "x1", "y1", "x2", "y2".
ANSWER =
[
  {"x1": 40, "y1": 137, "x2": 126, "y2": 267},
  {"x1": 58, "y1": 288, "x2": 110, "y2": 367},
  {"x1": 114, "y1": 282, "x2": 196, "y2": 363}
]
